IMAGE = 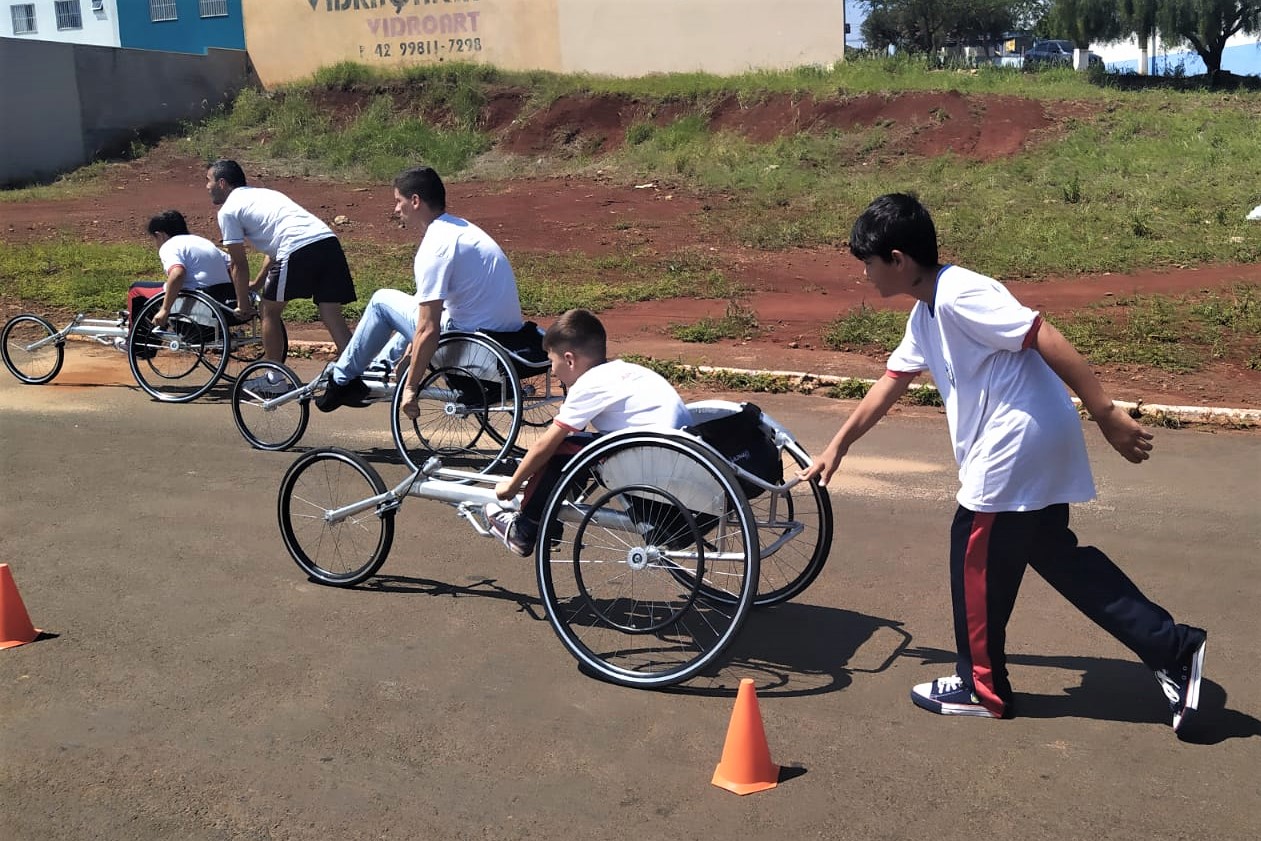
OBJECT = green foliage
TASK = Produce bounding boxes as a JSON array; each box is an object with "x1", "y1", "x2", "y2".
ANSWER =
[
  {"x1": 823, "y1": 305, "x2": 908, "y2": 352},
  {"x1": 669, "y1": 301, "x2": 760, "y2": 343}
]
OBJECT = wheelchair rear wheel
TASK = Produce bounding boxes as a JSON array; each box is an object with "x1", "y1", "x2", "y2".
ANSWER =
[
  {"x1": 128, "y1": 292, "x2": 229, "y2": 402},
  {"x1": 536, "y1": 432, "x2": 759, "y2": 688}
]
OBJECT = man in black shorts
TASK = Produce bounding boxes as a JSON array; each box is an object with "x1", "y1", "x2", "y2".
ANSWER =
[{"x1": 207, "y1": 159, "x2": 355, "y2": 362}]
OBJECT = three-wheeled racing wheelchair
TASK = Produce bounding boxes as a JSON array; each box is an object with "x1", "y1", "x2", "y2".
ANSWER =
[
  {"x1": 276, "y1": 399, "x2": 833, "y2": 688},
  {"x1": 232, "y1": 323, "x2": 564, "y2": 473},
  {"x1": 1, "y1": 289, "x2": 284, "y2": 403}
]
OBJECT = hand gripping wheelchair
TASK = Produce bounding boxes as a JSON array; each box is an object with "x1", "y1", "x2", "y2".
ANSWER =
[
  {"x1": 232, "y1": 323, "x2": 563, "y2": 474},
  {"x1": 2, "y1": 290, "x2": 283, "y2": 403},
  {"x1": 275, "y1": 400, "x2": 833, "y2": 688}
]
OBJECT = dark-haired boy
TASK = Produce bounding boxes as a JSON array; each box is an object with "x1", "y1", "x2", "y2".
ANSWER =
[
  {"x1": 802, "y1": 192, "x2": 1207, "y2": 734},
  {"x1": 207, "y1": 158, "x2": 356, "y2": 362},
  {"x1": 485, "y1": 308, "x2": 693, "y2": 556}
]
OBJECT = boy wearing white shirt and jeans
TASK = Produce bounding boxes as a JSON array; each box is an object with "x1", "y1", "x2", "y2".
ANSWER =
[
  {"x1": 317, "y1": 165, "x2": 523, "y2": 413},
  {"x1": 801, "y1": 193, "x2": 1207, "y2": 734},
  {"x1": 486, "y1": 308, "x2": 693, "y2": 556}
]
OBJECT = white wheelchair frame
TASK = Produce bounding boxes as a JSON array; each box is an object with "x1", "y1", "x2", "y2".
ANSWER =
[{"x1": 275, "y1": 400, "x2": 833, "y2": 689}]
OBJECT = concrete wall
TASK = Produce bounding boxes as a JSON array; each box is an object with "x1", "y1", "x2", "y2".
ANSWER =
[
  {"x1": 0, "y1": 37, "x2": 253, "y2": 185},
  {"x1": 5, "y1": 0, "x2": 120, "y2": 45},
  {"x1": 1093, "y1": 33, "x2": 1261, "y2": 76},
  {"x1": 118, "y1": 0, "x2": 245, "y2": 53},
  {"x1": 241, "y1": 0, "x2": 844, "y2": 88}
]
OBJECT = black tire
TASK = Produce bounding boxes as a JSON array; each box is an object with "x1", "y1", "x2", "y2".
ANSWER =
[
  {"x1": 434, "y1": 335, "x2": 521, "y2": 470},
  {"x1": 1, "y1": 314, "x2": 64, "y2": 384},
  {"x1": 392, "y1": 365, "x2": 491, "y2": 472},
  {"x1": 536, "y1": 431, "x2": 759, "y2": 688},
  {"x1": 512, "y1": 365, "x2": 564, "y2": 457},
  {"x1": 231, "y1": 360, "x2": 310, "y2": 451},
  {"x1": 223, "y1": 313, "x2": 287, "y2": 383},
  {"x1": 128, "y1": 291, "x2": 229, "y2": 403},
  {"x1": 691, "y1": 439, "x2": 834, "y2": 607},
  {"x1": 278, "y1": 447, "x2": 394, "y2": 587}
]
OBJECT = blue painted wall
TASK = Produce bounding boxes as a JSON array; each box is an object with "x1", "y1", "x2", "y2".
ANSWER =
[
  {"x1": 1106, "y1": 41, "x2": 1261, "y2": 76},
  {"x1": 118, "y1": 0, "x2": 244, "y2": 54}
]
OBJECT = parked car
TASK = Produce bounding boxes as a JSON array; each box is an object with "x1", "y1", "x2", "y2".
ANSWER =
[{"x1": 1024, "y1": 40, "x2": 1103, "y2": 68}]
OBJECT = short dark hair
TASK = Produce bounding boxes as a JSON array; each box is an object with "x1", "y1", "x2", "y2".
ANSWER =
[
  {"x1": 208, "y1": 159, "x2": 247, "y2": 188},
  {"x1": 849, "y1": 193, "x2": 939, "y2": 268},
  {"x1": 147, "y1": 209, "x2": 190, "y2": 238},
  {"x1": 393, "y1": 166, "x2": 446, "y2": 213},
  {"x1": 543, "y1": 309, "x2": 607, "y2": 360}
]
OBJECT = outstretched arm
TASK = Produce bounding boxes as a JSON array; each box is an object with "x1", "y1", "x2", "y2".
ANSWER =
[
  {"x1": 399, "y1": 300, "x2": 444, "y2": 420},
  {"x1": 1031, "y1": 319, "x2": 1153, "y2": 463},
  {"x1": 495, "y1": 422, "x2": 569, "y2": 501},
  {"x1": 799, "y1": 373, "x2": 915, "y2": 484}
]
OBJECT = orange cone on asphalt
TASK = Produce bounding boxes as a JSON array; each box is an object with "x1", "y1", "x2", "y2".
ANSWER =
[
  {"x1": 0, "y1": 564, "x2": 40, "y2": 649},
  {"x1": 712, "y1": 678, "x2": 779, "y2": 795}
]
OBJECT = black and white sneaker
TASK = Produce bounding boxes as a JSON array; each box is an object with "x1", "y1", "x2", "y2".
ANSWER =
[
  {"x1": 315, "y1": 375, "x2": 371, "y2": 413},
  {"x1": 910, "y1": 675, "x2": 1000, "y2": 718},
  {"x1": 1155, "y1": 626, "x2": 1207, "y2": 733},
  {"x1": 484, "y1": 503, "x2": 532, "y2": 557}
]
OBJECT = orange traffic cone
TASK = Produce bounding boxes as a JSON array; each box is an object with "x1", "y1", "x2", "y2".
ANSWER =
[
  {"x1": 712, "y1": 678, "x2": 779, "y2": 795},
  {"x1": 0, "y1": 564, "x2": 40, "y2": 649}
]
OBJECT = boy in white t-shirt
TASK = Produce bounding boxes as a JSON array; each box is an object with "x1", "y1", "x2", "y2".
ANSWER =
[
  {"x1": 485, "y1": 308, "x2": 692, "y2": 556},
  {"x1": 133, "y1": 210, "x2": 235, "y2": 330},
  {"x1": 207, "y1": 159, "x2": 356, "y2": 363},
  {"x1": 802, "y1": 193, "x2": 1207, "y2": 735},
  {"x1": 316, "y1": 165, "x2": 524, "y2": 413}
]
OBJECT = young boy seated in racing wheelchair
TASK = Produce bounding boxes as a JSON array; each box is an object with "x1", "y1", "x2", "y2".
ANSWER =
[{"x1": 485, "y1": 308, "x2": 693, "y2": 556}]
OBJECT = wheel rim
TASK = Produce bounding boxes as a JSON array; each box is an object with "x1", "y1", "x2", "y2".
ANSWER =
[
  {"x1": 279, "y1": 449, "x2": 392, "y2": 586},
  {"x1": 538, "y1": 435, "x2": 759, "y2": 686},
  {"x1": 130, "y1": 294, "x2": 228, "y2": 402},
  {"x1": 2, "y1": 316, "x2": 62, "y2": 383},
  {"x1": 231, "y1": 360, "x2": 309, "y2": 450}
]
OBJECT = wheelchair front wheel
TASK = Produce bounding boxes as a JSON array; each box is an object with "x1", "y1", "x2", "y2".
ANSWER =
[
  {"x1": 231, "y1": 360, "x2": 309, "y2": 451},
  {"x1": 1, "y1": 314, "x2": 64, "y2": 384},
  {"x1": 278, "y1": 447, "x2": 395, "y2": 587}
]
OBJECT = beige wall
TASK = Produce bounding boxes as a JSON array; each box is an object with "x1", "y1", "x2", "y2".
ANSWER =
[
  {"x1": 243, "y1": 0, "x2": 842, "y2": 88},
  {"x1": 555, "y1": 0, "x2": 845, "y2": 77}
]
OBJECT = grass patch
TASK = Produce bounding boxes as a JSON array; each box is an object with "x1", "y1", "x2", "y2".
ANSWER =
[
  {"x1": 823, "y1": 304, "x2": 907, "y2": 352},
  {"x1": 669, "y1": 300, "x2": 760, "y2": 343}
]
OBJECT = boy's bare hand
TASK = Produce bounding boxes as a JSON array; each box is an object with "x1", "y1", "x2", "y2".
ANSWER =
[
  {"x1": 494, "y1": 480, "x2": 516, "y2": 500},
  {"x1": 798, "y1": 449, "x2": 841, "y2": 485},
  {"x1": 1094, "y1": 405, "x2": 1154, "y2": 463}
]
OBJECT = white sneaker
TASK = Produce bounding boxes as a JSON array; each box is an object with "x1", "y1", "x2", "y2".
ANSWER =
[
  {"x1": 484, "y1": 503, "x2": 531, "y2": 556},
  {"x1": 111, "y1": 337, "x2": 128, "y2": 353},
  {"x1": 243, "y1": 372, "x2": 291, "y2": 397}
]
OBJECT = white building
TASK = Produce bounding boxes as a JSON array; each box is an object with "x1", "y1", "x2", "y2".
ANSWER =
[
  {"x1": 6, "y1": 0, "x2": 118, "y2": 47},
  {"x1": 1093, "y1": 32, "x2": 1261, "y2": 76}
]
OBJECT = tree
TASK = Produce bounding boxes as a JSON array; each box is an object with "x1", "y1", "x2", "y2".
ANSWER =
[
  {"x1": 859, "y1": 0, "x2": 1023, "y2": 54},
  {"x1": 1157, "y1": 0, "x2": 1261, "y2": 79}
]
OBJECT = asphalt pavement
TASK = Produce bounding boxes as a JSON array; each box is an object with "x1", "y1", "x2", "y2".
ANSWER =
[{"x1": 2, "y1": 344, "x2": 1259, "y2": 841}]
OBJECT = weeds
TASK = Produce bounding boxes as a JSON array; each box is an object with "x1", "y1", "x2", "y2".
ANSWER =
[{"x1": 669, "y1": 301, "x2": 760, "y2": 343}]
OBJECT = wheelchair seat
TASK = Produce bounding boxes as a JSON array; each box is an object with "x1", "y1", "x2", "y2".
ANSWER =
[
  {"x1": 684, "y1": 402, "x2": 782, "y2": 498},
  {"x1": 476, "y1": 322, "x2": 549, "y2": 374}
]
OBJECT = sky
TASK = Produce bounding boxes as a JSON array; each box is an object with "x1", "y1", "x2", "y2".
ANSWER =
[{"x1": 846, "y1": 0, "x2": 867, "y2": 48}]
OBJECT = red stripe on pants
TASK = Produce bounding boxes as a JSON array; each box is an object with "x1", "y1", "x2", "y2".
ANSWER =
[{"x1": 964, "y1": 513, "x2": 1005, "y2": 715}]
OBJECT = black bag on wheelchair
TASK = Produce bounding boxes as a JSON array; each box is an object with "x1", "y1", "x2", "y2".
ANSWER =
[
  {"x1": 480, "y1": 321, "x2": 548, "y2": 377},
  {"x1": 685, "y1": 403, "x2": 781, "y2": 499}
]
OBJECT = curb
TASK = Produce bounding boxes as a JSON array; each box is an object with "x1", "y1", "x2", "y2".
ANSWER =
[{"x1": 284, "y1": 341, "x2": 1261, "y2": 428}]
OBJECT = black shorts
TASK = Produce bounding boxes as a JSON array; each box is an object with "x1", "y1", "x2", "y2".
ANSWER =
[{"x1": 262, "y1": 236, "x2": 356, "y2": 305}]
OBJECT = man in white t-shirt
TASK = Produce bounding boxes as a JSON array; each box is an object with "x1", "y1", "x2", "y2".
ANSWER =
[
  {"x1": 316, "y1": 165, "x2": 524, "y2": 413},
  {"x1": 485, "y1": 308, "x2": 692, "y2": 556},
  {"x1": 802, "y1": 193, "x2": 1207, "y2": 735},
  {"x1": 207, "y1": 159, "x2": 356, "y2": 362}
]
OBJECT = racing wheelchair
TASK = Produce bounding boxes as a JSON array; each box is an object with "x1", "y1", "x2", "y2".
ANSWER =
[
  {"x1": 275, "y1": 400, "x2": 833, "y2": 688},
  {"x1": 1, "y1": 289, "x2": 283, "y2": 403},
  {"x1": 232, "y1": 324, "x2": 564, "y2": 474}
]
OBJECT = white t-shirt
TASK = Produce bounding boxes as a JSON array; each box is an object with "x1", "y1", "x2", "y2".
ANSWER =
[
  {"x1": 158, "y1": 235, "x2": 232, "y2": 290},
  {"x1": 886, "y1": 265, "x2": 1095, "y2": 512},
  {"x1": 217, "y1": 186, "x2": 334, "y2": 260},
  {"x1": 413, "y1": 214, "x2": 522, "y2": 332},
  {"x1": 555, "y1": 359, "x2": 693, "y2": 434}
]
